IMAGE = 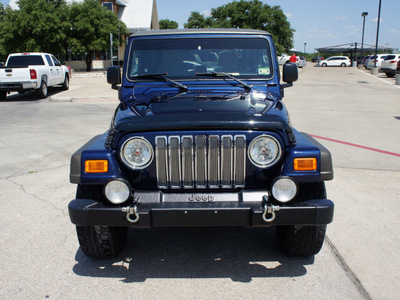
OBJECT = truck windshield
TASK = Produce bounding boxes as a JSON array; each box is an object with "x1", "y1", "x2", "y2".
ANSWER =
[
  {"x1": 7, "y1": 55, "x2": 45, "y2": 67},
  {"x1": 127, "y1": 37, "x2": 273, "y2": 80}
]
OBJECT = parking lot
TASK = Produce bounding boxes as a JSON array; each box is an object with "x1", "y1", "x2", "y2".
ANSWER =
[{"x1": 0, "y1": 64, "x2": 399, "y2": 299}]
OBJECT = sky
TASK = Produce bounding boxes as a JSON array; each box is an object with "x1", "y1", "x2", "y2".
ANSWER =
[{"x1": 1, "y1": 0, "x2": 399, "y2": 53}]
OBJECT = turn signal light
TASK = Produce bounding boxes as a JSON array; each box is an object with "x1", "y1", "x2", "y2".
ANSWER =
[
  {"x1": 85, "y1": 160, "x2": 108, "y2": 173},
  {"x1": 294, "y1": 158, "x2": 317, "y2": 171}
]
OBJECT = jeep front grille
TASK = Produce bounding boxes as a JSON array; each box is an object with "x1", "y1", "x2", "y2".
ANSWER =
[{"x1": 156, "y1": 135, "x2": 246, "y2": 189}]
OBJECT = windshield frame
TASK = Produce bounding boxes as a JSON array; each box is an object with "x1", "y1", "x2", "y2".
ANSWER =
[{"x1": 125, "y1": 35, "x2": 275, "y2": 83}]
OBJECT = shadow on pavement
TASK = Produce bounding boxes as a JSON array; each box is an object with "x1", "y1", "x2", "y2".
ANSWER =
[
  {"x1": 0, "y1": 86, "x2": 65, "y2": 102},
  {"x1": 73, "y1": 227, "x2": 314, "y2": 283}
]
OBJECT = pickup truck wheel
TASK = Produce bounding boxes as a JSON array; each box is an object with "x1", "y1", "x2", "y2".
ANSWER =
[
  {"x1": 62, "y1": 74, "x2": 70, "y2": 90},
  {"x1": 276, "y1": 182, "x2": 328, "y2": 257},
  {"x1": 76, "y1": 225, "x2": 127, "y2": 258},
  {"x1": 0, "y1": 91, "x2": 6, "y2": 100},
  {"x1": 37, "y1": 80, "x2": 48, "y2": 98}
]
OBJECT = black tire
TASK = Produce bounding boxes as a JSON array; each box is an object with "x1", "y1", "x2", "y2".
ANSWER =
[
  {"x1": 385, "y1": 72, "x2": 395, "y2": 78},
  {"x1": 75, "y1": 185, "x2": 127, "y2": 258},
  {"x1": 0, "y1": 91, "x2": 6, "y2": 100},
  {"x1": 340, "y1": 63, "x2": 346, "y2": 67},
  {"x1": 37, "y1": 80, "x2": 48, "y2": 98},
  {"x1": 62, "y1": 74, "x2": 70, "y2": 90},
  {"x1": 76, "y1": 225, "x2": 127, "y2": 258},
  {"x1": 322, "y1": 63, "x2": 327, "y2": 67},
  {"x1": 276, "y1": 182, "x2": 328, "y2": 257}
]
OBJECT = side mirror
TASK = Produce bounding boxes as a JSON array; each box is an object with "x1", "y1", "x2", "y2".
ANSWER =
[
  {"x1": 283, "y1": 63, "x2": 298, "y2": 84},
  {"x1": 107, "y1": 66, "x2": 121, "y2": 90}
]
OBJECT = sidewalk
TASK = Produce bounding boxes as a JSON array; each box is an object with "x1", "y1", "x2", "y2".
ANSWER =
[{"x1": 48, "y1": 72, "x2": 119, "y2": 102}]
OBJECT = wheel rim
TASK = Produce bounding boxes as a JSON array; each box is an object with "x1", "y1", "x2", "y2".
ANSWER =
[{"x1": 42, "y1": 83, "x2": 47, "y2": 97}]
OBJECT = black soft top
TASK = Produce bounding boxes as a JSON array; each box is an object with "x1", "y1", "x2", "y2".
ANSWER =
[{"x1": 130, "y1": 28, "x2": 272, "y2": 38}]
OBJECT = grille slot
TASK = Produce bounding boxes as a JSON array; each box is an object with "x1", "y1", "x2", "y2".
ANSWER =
[{"x1": 156, "y1": 135, "x2": 246, "y2": 189}]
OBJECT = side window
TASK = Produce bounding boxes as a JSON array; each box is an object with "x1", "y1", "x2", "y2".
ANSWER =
[
  {"x1": 45, "y1": 55, "x2": 53, "y2": 66},
  {"x1": 52, "y1": 56, "x2": 61, "y2": 66}
]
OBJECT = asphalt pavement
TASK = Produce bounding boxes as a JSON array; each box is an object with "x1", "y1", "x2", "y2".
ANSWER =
[{"x1": 0, "y1": 64, "x2": 399, "y2": 300}]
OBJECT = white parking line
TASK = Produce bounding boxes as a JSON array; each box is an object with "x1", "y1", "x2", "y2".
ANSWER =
[{"x1": 356, "y1": 69, "x2": 400, "y2": 89}]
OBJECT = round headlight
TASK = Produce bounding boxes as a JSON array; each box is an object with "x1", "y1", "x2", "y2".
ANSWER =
[
  {"x1": 104, "y1": 179, "x2": 131, "y2": 204},
  {"x1": 248, "y1": 135, "x2": 281, "y2": 168},
  {"x1": 121, "y1": 137, "x2": 153, "y2": 169},
  {"x1": 271, "y1": 177, "x2": 298, "y2": 203}
]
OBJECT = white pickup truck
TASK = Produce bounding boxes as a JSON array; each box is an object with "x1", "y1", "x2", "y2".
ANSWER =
[{"x1": 0, "y1": 52, "x2": 70, "y2": 100}]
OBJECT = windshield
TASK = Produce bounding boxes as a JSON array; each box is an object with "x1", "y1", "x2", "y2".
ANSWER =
[{"x1": 127, "y1": 37, "x2": 273, "y2": 80}]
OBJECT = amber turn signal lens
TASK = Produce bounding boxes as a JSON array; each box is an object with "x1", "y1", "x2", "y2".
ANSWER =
[
  {"x1": 85, "y1": 160, "x2": 108, "y2": 173},
  {"x1": 294, "y1": 158, "x2": 317, "y2": 171}
]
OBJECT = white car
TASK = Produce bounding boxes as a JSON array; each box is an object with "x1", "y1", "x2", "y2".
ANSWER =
[
  {"x1": 297, "y1": 56, "x2": 307, "y2": 68},
  {"x1": 318, "y1": 56, "x2": 351, "y2": 67},
  {"x1": 278, "y1": 54, "x2": 290, "y2": 65},
  {"x1": 366, "y1": 54, "x2": 389, "y2": 70},
  {"x1": 0, "y1": 52, "x2": 69, "y2": 100},
  {"x1": 380, "y1": 54, "x2": 400, "y2": 77}
]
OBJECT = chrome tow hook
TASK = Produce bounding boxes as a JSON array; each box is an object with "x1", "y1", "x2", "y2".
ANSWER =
[
  {"x1": 262, "y1": 204, "x2": 280, "y2": 223},
  {"x1": 121, "y1": 205, "x2": 139, "y2": 223}
]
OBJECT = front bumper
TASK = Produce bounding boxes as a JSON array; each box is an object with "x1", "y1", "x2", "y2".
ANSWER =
[{"x1": 68, "y1": 190, "x2": 334, "y2": 228}]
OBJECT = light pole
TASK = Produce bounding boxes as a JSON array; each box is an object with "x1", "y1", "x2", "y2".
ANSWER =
[
  {"x1": 304, "y1": 43, "x2": 307, "y2": 55},
  {"x1": 372, "y1": 0, "x2": 382, "y2": 75},
  {"x1": 360, "y1": 12, "x2": 368, "y2": 68}
]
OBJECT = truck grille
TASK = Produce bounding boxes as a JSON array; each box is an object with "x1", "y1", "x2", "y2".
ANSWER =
[{"x1": 156, "y1": 135, "x2": 246, "y2": 189}]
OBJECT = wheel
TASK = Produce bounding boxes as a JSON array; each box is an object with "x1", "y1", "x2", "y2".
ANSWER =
[
  {"x1": 75, "y1": 185, "x2": 127, "y2": 258},
  {"x1": 340, "y1": 63, "x2": 346, "y2": 67},
  {"x1": 385, "y1": 72, "x2": 395, "y2": 78},
  {"x1": 62, "y1": 74, "x2": 70, "y2": 90},
  {"x1": 37, "y1": 80, "x2": 48, "y2": 98},
  {"x1": 276, "y1": 182, "x2": 328, "y2": 257},
  {"x1": 0, "y1": 91, "x2": 6, "y2": 100},
  {"x1": 76, "y1": 225, "x2": 127, "y2": 258},
  {"x1": 322, "y1": 63, "x2": 327, "y2": 67}
]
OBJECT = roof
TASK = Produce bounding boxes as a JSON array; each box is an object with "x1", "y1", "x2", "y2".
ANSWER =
[
  {"x1": 120, "y1": 0, "x2": 159, "y2": 32},
  {"x1": 130, "y1": 28, "x2": 272, "y2": 37}
]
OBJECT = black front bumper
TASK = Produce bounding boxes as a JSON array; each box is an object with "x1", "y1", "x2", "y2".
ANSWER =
[{"x1": 68, "y1": 191, "x2": 334, "y2": 228}]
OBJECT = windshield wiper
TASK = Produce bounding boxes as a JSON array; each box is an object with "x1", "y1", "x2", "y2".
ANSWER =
[
  {"x1": 196, "y1": 72, "x2": 252, "y2": 91},
  {"x1": 133, "y1": 73, "x2": 188, "y2": 91}
]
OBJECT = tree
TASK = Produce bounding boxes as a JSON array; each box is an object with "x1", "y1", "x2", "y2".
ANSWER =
[
  {"x1": 184, "y1": 0, "x2": 294, "y2": 53},
  {"x1": 159, "y1": 19, "x2": 178, "y2": 30},
  {"x1": 0, "y1": 0, "x2": 70, "y2": 56},
  {"x1": 68, "y1": 0, "x2": 128, "y2": 71}
]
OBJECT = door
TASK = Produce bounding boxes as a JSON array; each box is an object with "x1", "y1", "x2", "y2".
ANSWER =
[
  {"x1": 51, "y1": 56, "x2": 63, "y2": 84},
  {"x1": 44, "y1": 54, "x2": 57, "y2": 85}
]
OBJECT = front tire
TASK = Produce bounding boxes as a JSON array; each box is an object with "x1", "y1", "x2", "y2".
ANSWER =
[
  {"x1": 385, "y1": 72, "x2": 395, "y2": 78},
  {"x1": 76, "y1": 225, "x2": 127, "y2": 259},
  {"x1": 322, "y1": 63, "x2": 327, "y2": 67},
  {"x1": 276, "y1": 182, "x2": 328, "y2": 257},
  {"x1": 62, "y1": 74, "x2": 70, "y2": 90}
]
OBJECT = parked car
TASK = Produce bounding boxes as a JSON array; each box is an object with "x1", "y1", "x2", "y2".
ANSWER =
[
  {"x1": 297, "y1": 56, "x2": 307, "y2": 68},
  {"x1": 68, "y1": 29, "x2": 334, "y2": 259},
  {"x1": 0, "y1": 52, "x2": 69, "y2": 100},
  {"x1": 380, "y1": 54, "x2": 400, "y2": 77},
  {"x1": 363, "y1": 55, "x2": 372, "y2": 68},
  {"x1": 366, "y1": 54, "x2": 389, "y2": 70},
  {"x1": 278, "y1": 53, "x2": 290, "y2": 65},
  {"x1": 318, "y1": 56, "x2": 351, "y2": 67}
]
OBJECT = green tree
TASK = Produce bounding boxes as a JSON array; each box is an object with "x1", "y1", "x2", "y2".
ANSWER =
[
  {"x1": 159, "y1": 19, "x2": 178, "y2": 29},
  {"x1": 184, "y1": 0, "x2": 294, "y2": 53},
  {"x1": 0, "y1": 0, "x2": 70, "y2": 56},
  {"x1": 68, "y1": 0, "x2": 128, "y2": 71}
]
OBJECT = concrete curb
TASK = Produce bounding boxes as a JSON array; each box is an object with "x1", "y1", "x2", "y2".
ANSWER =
[{"x1": 48, "y1": 96, "x2": 118, "y2": 102}]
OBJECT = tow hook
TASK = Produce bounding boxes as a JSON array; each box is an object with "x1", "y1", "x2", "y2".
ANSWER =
[
  {"x1": 121, "y1": 205, "x2": 139, "y2": 223},
  {"x1": 262, "y1": 204, "x2": 280, "y2": 223}
]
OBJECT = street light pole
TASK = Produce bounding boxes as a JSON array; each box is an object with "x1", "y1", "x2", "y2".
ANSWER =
[
  {"x1": 304, "y1": 43, "x2": 307, "y2": 55},
  {"x1": 372, "y1": 0, "x2": 382, "y2": 74},
  {"x1": 360, "y1": 12, "x2": 368, "y2": 68}
]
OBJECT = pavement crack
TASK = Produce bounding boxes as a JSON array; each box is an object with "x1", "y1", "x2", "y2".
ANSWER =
[
  {"x1": 6, "y1": 178, "x2": 67, "y2": 217},
  {"x1": 1, "y1": 163, "x2": 70, "y2": 181},
  {"x1": 326, "y1": 236, "x2": 372, "y2": 300}
]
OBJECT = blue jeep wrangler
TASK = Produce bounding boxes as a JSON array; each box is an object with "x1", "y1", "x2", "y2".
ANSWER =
[{"x1": 69, "y1": 29, "x2": 334, "y2": 258}]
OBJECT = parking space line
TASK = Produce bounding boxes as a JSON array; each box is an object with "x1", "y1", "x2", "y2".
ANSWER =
[
  {"x1": 311, "y1": 134, "x2": 400, "y2": 157},
  {"x1": 356, "y1": 69, "x2": 400, "y2": 89}
]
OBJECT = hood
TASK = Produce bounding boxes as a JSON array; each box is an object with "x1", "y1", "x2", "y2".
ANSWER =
[{"x1": 125, "y1": 87, "x2": 279, "y2": 116}]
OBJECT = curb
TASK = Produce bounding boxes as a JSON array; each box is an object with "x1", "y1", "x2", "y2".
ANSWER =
[{"x1": 48, "y1": 96, "x2": 118, "y2": 102}]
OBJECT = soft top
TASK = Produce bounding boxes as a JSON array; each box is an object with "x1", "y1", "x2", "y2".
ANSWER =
[{"x1": 130, "y1": 28, "x2": 271, "y2": 38}]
